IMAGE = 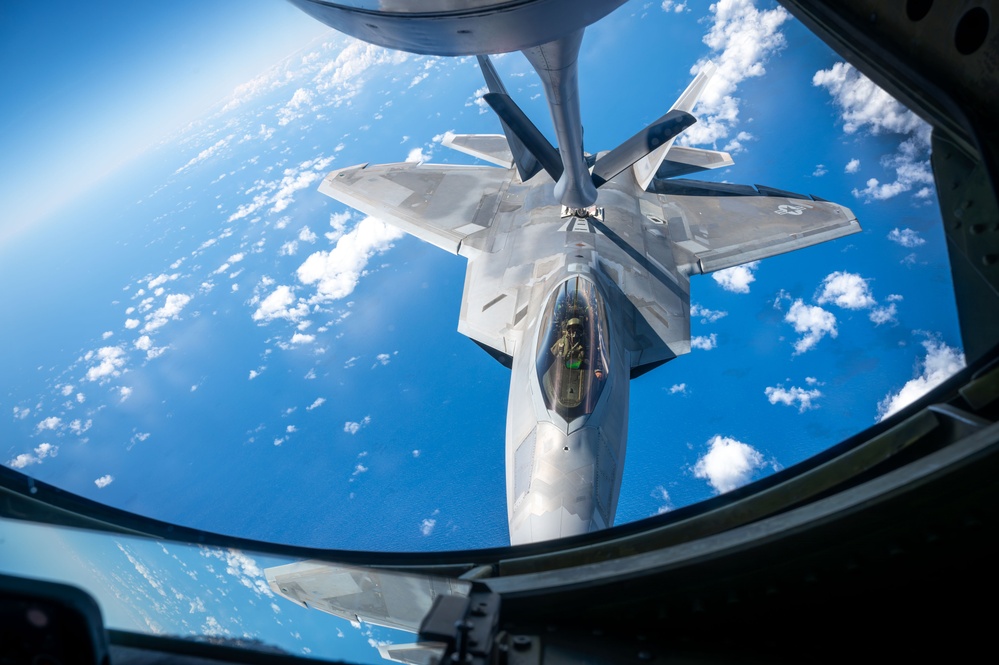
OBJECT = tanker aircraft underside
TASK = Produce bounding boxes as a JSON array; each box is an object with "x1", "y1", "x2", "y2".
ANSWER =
[{"x1": 316, "y1": 58, "x2": 860, "y2": 545}]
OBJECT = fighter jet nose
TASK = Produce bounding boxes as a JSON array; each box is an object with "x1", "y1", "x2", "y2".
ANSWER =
[{"x1": 509, "y1": 423, "x2": 611, "y2": 545}]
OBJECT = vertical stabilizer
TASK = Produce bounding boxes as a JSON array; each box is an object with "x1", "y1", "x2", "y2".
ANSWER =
[
  {"x1": 632, "y1": 61, "x2": 718, "y2": 190},
  {"x1": 477, "y1": 56, "x2": 543, "y2": 182}
]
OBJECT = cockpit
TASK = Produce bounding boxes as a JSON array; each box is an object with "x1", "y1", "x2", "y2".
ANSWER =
[{"x1": 535, "y1": 276, "x2": 610, "y2": 421}]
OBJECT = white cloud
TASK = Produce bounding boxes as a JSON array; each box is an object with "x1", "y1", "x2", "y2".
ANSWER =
[
  {"x1": 297, "y1": 217, "x2": 404, "y2": 302},
  {"x1": 290, "y1": 332, "x2": 315, "y2": 345},
  {"x1": 412, "y1": 449, "x2": 421, "y2": 458},
  {"x1": 175, "y1": 138, "x2": 228, "y2": 174},
  {"x1": 95, "y1": 474, "x2": 114, "y2": 488},
  {"x1": 125, "y1": 318, "x2": 140, "y2": 329},
  {"x1": 8, "y1": 442, "x2": 58, "y2": 469},
  {"x1": 352, "y1": 463, "x2": 368, "y2": 476},
  {"x1": 102, "y1": 330, "x2": 113, "y2": 340},
  {"x1": 252, "y1": 285, "x2": 309, "y2": 322},
  {"x1": 119, "y1": 386, "x2": 133, "y2": 401},
  {"x1": 86, "y1": 346, "x2": 127, "y2": 382},
  {"x1": 373, "y1": 353, "x2": 392, "y2": 367},
  {"x1": 691, "y1": 333, "x2": 718, "y2": 350},
  {"x1": 869, "y1": 303, "x2": 898, "y2": 326},
  {"x1": 690, "y1": 303, "x2": 727, "y2": 323},
  {"x1": 816, "y1": 271, "x2": 876, "y2": 310},
  {"x1": 692, "y1": 435, "x2": 767, "y2": 494},
  {"x1": 143, "y1": 293, "x2": 192, "y2": 332},
  {"x1": 813, "y1": 62, "x2": 932, "y2": 201},
  {"x1": 405, "y1": 147, "x2": 427, "y2": 164},
  {"x1": 465, "y1": 85, "x2": 490, "y2": 114},
  {"x1": 343, "y1": 415, "x2": 371, "y2": 435},
  {"x1": 812, "y1": 164, "x2": 827, "y2": 177},
  {"x1": 651, "y1": 485, "x2": 674, "y2": 514},
  {"x1": 711, "y1": 261, "x2": 759, "y2": 293},
  {"x1": 12, "y1": 406, "x2": 30, "y2": 420},
  {"x1": 845, "y1": 158, "x2": 860, "y2": 173},
  {"x1": 298, "y1": 226, "x2": 317, "y2": 243},
  {"x1": 785, "y1": 299, "x2": 837, "y2": 354},
  {"x1": 680, "y1": 0, "x2": 790, "y2": 147},
  {"x1": 877, "y1": 339, "x2": 965, "y2": 421},
  {"x1": 669, "y1": 383, "x2": 687, "y2": 395},
  {"x1": 887, "y1": 227, "x2": 926, "y2": 248},
  {"x1": 277, "y1": 88, "x2": 314, "y2": 126},
  {"x1": 813, "y1": 62, "x2": 924, "y2": 136},
  {"x1": 420, "y1": 518, "x2": 437, "y2": 536},
  {"x1": 765, "y1": 384, "x2": 822, "y2": 412},
  {"x1": 36, "y1": 416, "x2": 61, "y2": 432},
  {"x1": 306, "y1": 397, "x2": 326, "y2": 411},
  {"x1": 661, "y1": 1, "x2": 688, "y2": 12}
]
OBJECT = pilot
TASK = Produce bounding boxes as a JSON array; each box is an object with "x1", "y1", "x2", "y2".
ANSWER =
[{"x1": 552, "y1": 318, "x2": 585, "y2": 369}]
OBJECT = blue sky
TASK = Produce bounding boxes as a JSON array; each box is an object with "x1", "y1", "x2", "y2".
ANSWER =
[
  {"x1": 0, "y1": 0, "x2": 327, "y2": 245},
  {"x1": 0, "y1": 0, "x2": 968, "y2": 656}
]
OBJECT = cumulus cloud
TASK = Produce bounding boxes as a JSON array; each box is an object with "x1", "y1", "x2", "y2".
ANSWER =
[
  {"x1": 845, "y1": 158, "x2": 860, "y2": 173},
  {"x1": 711, "y1": 261, "x2": 759, "y2": 294},
  {"x1": 691, "y1": 333, "x2": 718, "y2": 350},
  {"x1": 12, "y1": 406, "x2": 30, "y2": 420},
  {"x1": 95, "y1": 474, "x2": 114, "y2": 488},
  {"x1": 420, "y1": 518, "x2": 437, "y2": 536},
  {"x1": 816, "y1": 271, "x2": 876, "y2": 310},
  {"x1": 765, "y1": 384, "x2": 822, "y2": 412},
  {"x1": 143, "y1": 293, "x2": 192, "y2": 332},
  {"x1": 690, "y1": 303, "x2": 727, "y2": 323},
  {"x1": 86, "y1": 346, "x2": 127, "y2": 381},
  {"x1": 343, "y1": 415, "x2": 371, "y2": 435},
  {"x1": 297, "y1": 217, "x2": 404, "y2": 302},
  {"x1": 175, "y1": 138, "x2": 229, "y2": 175},
  {"x1": 290, "y1": 333, "x2": 315, "y2": 345},
  {"x1": 877, "y1": 339, "x2": 965, "y2": 421},
  {"x1": 36, "y1": 416, "x2": 61, "y2": 432},
  {"x1": 277, "y1": 88, "x2": 314, "y2": 126},
  {"x1": 669, "y1": 383, "x2": 688, "y2": 395},
  {"x1": 405, "y1": 148, "x2": 427, "y2": 163},
  {"x1": 307, "y1": 397, "x2": 326, "y2": 411},
  {"x1": 680, "y1": 0, "x2": 790, "y2": 148},
  {"x1": 252, "y1": 285, "x2": 309, "y2": 322},
  {"x1": 869, "y1": 303, "x2": 898, "y2": 326},
  {"x1": 888, "y1": 227, "x2": 926, "y2": 248},
  {"x1": 8, "y1": 442, "x2": 58, "y2": 469},
  {"x1": 692, "y1": 435, "x2": 769, "y2": 494},
  {"x1": 661, "y1": 1, "x2": 688, "y2": 12},
  {"x1": 813, "y1": 62, "x2": 932, "y2": 201},
  {"x1": 812, "y1": 164, "x2": 827, "y2": 177},
  {"x1": 785, "y1": 300, "x2": 837, "y2": 354}
]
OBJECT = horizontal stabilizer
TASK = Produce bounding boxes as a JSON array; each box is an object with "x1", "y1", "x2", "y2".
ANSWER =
[
  {"x1": 442, "y1": 134, "x2": 514, "y2": 168},
  {"x1": 477, "y1": 56, "x2": 543, "y2": 182},
  {"x1": 483, "y1": 92, "x2": 564, "y2": 182},
  {"x1": 633, "y1": 61, "x2": 719, "y2": 190},
  {"x1": 590, "y1": 109, "x2": 696, "y2": 187},
  {"x1": 655, "y1": 145, "x2": 734, "y2": 179}
]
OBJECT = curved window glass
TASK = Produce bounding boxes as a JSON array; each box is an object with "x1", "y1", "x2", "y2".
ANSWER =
[{"x1": 535, "y1": 276, "x2": 610, "y2": 421}]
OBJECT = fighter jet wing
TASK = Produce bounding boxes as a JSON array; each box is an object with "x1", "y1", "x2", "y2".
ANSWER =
[
  {"x1": 650, "y1": 179, "x2": 861, "y2": 274},
  {"x1": 318, "y1": 163, "x2": 515, "y2": 254}
]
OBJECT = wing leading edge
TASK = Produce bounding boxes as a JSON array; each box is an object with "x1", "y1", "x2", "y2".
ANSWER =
[
  {"x1": 650, "y1": 178, "x2": 861, "y2": 274},
  {"x1": 318, "y1": 163, "x2": 514, "y2": 254}
]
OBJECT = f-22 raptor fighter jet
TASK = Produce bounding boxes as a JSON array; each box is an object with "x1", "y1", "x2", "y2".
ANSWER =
[{"x1": 316, "y1": 56, "x2": 860, "y2": 545}]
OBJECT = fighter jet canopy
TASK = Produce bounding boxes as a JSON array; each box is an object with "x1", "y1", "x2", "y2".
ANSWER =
[{"x1": 536, "y1": 276, "x2": 610, "y2": 423}]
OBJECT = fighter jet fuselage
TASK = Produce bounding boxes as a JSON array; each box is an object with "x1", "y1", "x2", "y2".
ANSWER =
[{"x1": 317, "y1": 60, "x2": 860, "y2": 545}]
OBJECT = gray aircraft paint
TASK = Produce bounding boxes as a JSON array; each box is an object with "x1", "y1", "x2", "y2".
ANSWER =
[{"x1": 315, "y1": 65, "x2": 860, "y2": 545}]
